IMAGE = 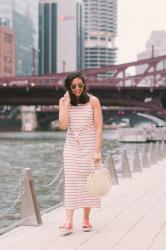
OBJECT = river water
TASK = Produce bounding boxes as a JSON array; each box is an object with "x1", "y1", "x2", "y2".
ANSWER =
[{"x1": 0, "y1": 130, "x2": 142, "y2": 231}]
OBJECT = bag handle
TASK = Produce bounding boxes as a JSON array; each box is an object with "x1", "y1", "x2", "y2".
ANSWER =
[{"x1": 91, "y1": 160, "x2": 102, "y2": 171}]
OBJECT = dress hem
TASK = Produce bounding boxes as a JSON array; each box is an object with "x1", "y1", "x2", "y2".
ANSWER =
[{"x1": 64, "y1": 205, "x2": 101, "y2": 210}]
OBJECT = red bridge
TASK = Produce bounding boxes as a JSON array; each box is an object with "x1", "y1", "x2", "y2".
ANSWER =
[{"x1": 1, "y1": 55, "x2": 166, "y2": 114}]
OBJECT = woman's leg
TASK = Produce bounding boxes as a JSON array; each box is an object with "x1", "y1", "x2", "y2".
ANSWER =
[
  {"x1": 66, "y1": 209, "x2": 74, "y2": 225},
  {"x1": 83, "y1": 207, "x2": 92, "y2": 231},
  {"x1": 83, "y1": 207, "x2": 91, "y2": 220},
  {"x1": 60, "y1": 209, "x2": 74, "y2": 235}
]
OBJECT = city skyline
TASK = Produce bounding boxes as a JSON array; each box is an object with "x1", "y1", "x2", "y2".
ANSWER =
[{"x1": 1, "y1": 0, "x2": 166, "y2": 75}]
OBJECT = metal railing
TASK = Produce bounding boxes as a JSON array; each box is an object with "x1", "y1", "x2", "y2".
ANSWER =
[{"x1": 0, "y1": 166, "x2": 63, "y2": 235}]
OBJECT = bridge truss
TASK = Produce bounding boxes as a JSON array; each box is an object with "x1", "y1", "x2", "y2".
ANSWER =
[{"x1": 0, "y1": 55, "x2": 166, "y2": 114}]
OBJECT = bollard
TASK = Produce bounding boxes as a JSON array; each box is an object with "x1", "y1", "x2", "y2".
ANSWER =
[
  {"x1": 155, "y1": 141, "x2": 160, "y2": 162},
  {"x1": 133, "y1": 146, "x2": 142, "y2": 172},
  {"x1": 155, "y1": 141, "x2": 162, "y2": 162},
  {"x1": 158, "y1": 142, "x2": 163, "y2": 161},
  {"x1": 164, "y1": 142, "x2": 166, "y2": 157},
  {"x1": 141, "y1": 144, "x2": 150, "y2": 168},
  {"x1": 149, "y1": 143, "x2": 158, "y2": 164},
  {"x1": 160, "y1": 141, "x2": 165, "y2": 159},
  {"x1": 121, "y1": 150, "x2": 131, "y2": 178},
  {"x1": 158, "y1": 142, "x2": 164, "y2": 160},
  {"x1": 104, "y1": 151, "x2": 118, "y2": 185},
  {"x1": 21, "y1": 168, "x2": 42, "y2": 226},
  {"x1": 145, "y1": 143, "x2": 150, "y2": 155},
  {"x1": 161, "y1": 141, "x2": 166, "y2": 159}
]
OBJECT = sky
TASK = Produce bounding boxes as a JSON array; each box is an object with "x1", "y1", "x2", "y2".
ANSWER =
[{"x1": 116, "y1": 0, "x2": 166, "y2": 64}]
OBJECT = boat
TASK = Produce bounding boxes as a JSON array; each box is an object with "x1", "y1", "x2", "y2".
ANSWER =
[
  {"x1": 118, "y1": 127, "x2": 148, "y2": 142},
  {"x1": 118, "y1": 113, "x2": 166, "y2": 142}
]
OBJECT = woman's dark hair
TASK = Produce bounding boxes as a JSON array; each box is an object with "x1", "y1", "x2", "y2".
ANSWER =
[{"x1": 64, "y1": 71, "x2": 90, "y2": 106}]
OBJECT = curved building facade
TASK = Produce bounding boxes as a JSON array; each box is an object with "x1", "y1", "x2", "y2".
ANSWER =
[{"x1": 84, "y1": 0, "x2": 117, "y2": 69}]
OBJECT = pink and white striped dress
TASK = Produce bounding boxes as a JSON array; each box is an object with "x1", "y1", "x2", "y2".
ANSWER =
[{"x1": 63, "y1": 102, "x2": 101, "y2": 209}]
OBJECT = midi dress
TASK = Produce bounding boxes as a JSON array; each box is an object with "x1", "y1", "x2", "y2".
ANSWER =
[{"x1": 63, "y1": 102, "x2": 101, "y2": 209}]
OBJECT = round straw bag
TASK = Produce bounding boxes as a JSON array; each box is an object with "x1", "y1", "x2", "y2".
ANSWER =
[{"x1": 87, "y1": 163, "x2": 112, "y2": 198}]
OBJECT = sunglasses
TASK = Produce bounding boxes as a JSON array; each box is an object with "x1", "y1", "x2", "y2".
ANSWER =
[{"x1": 70, "y1": 83, "x2": 84, "y2": 90}]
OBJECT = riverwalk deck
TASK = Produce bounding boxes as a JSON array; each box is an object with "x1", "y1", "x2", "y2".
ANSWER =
[{"x1": 1, "y1": 158, "x2": 166, "y2": 250}]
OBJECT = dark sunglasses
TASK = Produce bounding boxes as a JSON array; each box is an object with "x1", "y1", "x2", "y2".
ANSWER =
[{"x1": 70, "y1": 83, "x2": 84, "y2": 90}]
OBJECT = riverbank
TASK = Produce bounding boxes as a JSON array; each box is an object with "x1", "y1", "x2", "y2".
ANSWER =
[
  {"x1": 1, "y1": 158, "x2": 166, "y2": 250},
  {"x1": 0, "y1": 130, "x2": 121, "y2": 230}
]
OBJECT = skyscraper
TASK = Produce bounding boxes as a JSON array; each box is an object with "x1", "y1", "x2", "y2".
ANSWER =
[
  {"x1": 0, "y1": 0, "x2": 39, "y2": 76},
  {"x1": 0, "y1": 21, "x2": 15, "y2": 77},
  {"x1": 39, "y1": 0, "x2": 84, "y2": 75},
  {"x1": 83, "y1": 0, "x2": 117, "y2": 69},
  {"x1": 39, "y1": 0, "x2": 57, "y2": 75},
  {"x1": 136, "y1": 30, "x2": 166, "y2": 75}
]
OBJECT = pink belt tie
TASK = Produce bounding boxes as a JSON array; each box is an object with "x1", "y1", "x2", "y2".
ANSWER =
[{"x1": 68, "y1": 124, "x2": 94, "y2": 150}]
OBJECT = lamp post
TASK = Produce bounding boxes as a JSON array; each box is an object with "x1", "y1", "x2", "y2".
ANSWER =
[
  {"x1": 62, "y1": 60, "x2": 66, "y2": 72},
  {"x1": 32, "y1": 47, "x2": 35, "y2": 76}
]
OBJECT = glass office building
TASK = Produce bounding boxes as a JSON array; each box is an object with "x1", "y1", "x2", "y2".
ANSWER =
[
  {"x1": 39, "y1": 0, "x2": 84, "y2": 74},
  {"x1": 83, "y1": 0, "x2": 117, "y2": 69},
  {"x1": 0, "y1": 0, "x2": 39, "y2": 76},
  {"x1": 39, "y1": 0, "x2": 57, "y2": 74}
]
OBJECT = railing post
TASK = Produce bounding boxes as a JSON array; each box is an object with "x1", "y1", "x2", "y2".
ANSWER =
[
  {"x1": 161, "y1": 141, "x2": 166, "y2": 159},
  {"x1": 105, "y1": 151, "x2": 118, "y2": 185},
  {"x1": 133, "y1": 146, "x2": 142, "y2": 172},
  {"x1": 157, "y1": 142, "x2": 163, "y2": 161},
  {"x1": 149, "y1": 143, "x2": 157, "y2": 165},
  {"x1": 141, "y1": 144, "x2": 150, "y2": 168},
  {"x1": 21, "y1": 168, "x2": 42, "y2": 226},
  {"x1": 121, "y1": 150, "x2": 131, "y2": 177},
  {"x1": 154, "y1": 142, "x2": 161, "y2": 162}
]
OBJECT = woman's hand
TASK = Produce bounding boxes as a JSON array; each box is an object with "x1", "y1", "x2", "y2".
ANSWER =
[
  {"x1": 63, "y1": 91, "x2": 70, "y2": 106},
  {"x1": 93, "y1": 151, "x2": 101, "y2": 167}
]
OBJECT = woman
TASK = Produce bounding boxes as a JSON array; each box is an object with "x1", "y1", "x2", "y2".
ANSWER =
[{"x1": 59, "y1": 71, "x2": 103, "y2": 235}]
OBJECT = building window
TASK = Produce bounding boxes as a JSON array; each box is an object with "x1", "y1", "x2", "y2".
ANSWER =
[
  {"x1": 4, "y1": 33, "x2": 12, "y2": 44},
  {"x1": 4, "y1": 65, "x2": 12, "y2": 73},
  {"x1": 4, "y1": 56, "x2": 12, "y2": 63}
]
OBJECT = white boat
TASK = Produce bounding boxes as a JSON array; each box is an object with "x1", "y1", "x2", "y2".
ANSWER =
[
  {"x1": 118, "y1": 127, "x2": 148, "y2": 142},
  {"x1": 118, "y1": 113, "x2": 166, "y2": 142},
  {"x1": 118, "y1": 126, "x2": 166, "y2": 143}
]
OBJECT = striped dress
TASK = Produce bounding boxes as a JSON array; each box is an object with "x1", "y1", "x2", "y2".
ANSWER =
[{"x1": 63, "y1": 102, "x2": 101, "y2": 209}]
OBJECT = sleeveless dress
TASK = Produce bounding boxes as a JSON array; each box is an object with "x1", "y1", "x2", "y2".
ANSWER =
[{"x1": 63, "y1": 102, "x2": 101, "y2": 209}]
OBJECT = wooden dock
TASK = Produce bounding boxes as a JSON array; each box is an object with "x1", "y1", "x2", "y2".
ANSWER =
[{"x1": 1, "y1": 159, "x2": 166, "y2": 250}]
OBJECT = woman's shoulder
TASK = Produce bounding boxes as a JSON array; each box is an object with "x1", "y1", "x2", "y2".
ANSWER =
[
  {"x1": 89, "y1": 94, "x2": 101, "y2": 109},
  {"x1": 88, "y1": 94, "x2": 100, "y2": 104}
]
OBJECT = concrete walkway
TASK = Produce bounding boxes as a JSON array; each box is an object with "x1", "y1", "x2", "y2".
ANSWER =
[{"x1": 1, "y1": 159, "x2": 166, "y2": 250}]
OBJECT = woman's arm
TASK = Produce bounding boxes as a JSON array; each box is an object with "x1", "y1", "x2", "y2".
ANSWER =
[
  {"x1": 90, "y1": 96, "x2": 103, "y2": 165},
  {"x1": 58, "y1": 92, "x2": 70, "y2": 129}
]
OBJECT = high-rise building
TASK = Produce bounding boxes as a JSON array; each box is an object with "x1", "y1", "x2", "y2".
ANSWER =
[
  {"x1": 39, "y1": 0, "x2": 57, "y2": 75},
  {"x1": 39, "y1": 0, "x2": 84, "y2": 75},
  {"x1": 0, "y1": 0, "x2": 39, "y2": 76},
  {"x1": 136, "y1": 30, "x2": 166, "y2": 75},
  {"x1": 83, "y1": 0, "x2": 117, "y2": 69},
  {"x1": 0, "y1": 22, "x2": 15, "y2": 77}
]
